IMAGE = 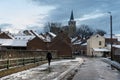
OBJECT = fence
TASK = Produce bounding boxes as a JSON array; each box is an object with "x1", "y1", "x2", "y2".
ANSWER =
[
  {"x1": 0, "y1": 57, "x2": 44, "y2": 69},
  {"x1": 0, "y1": 50, "x2": 58, "y2": 70}
]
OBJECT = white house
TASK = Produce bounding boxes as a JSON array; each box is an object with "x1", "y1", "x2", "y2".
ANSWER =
[{"x1": 87, "y1": 34, "x2": 110, "y2": 56}]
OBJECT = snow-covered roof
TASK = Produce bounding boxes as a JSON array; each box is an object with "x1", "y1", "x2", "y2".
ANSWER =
[
  {"x1": 48, "y1": 32, "x2": 56, "y2": 38},
  {"x1": 16, "y1": 30, "x2": 34, "y2": 36},
  {"x1": 0, "y1": 32, "x2": 14, "y2": 39},
  {"x1": 116, "y1": 37, "x2": 120, "y2": 41},
  {"x1": 30, "y1": 30, "x2": 46, "y2": 41},
  {"x1": 71, "y1": 37, "x2": 77, "y2": 43},
  {"x1": 81, "y1": 42, "x2": 87, "y2": 46},
  {"x1": 73, "y1": 40, "x2": 81, "y2": 45},
  {"x1": 7, "y1": 33, "x2": 15, "y2": 39},
  {"x1": 104, "y1": 34, "x2": 117, "y2": 39},
  {"x1": 0, "y1": 39, "x2": 27, "y2": 47},
  {"x1": 89, "y1": 34, "x2": 103, "y2": 39},
  {"x1": 39, "y1": 35, "x2": 45, "y2": 40},
  {"x1": 113, "y1": 45, "x2": 120, "y2": 48},
  {"x1": 93, "y1": 48, "x2": 110, "y2": 52},
  {"x1": 14, "y1": 35, "x2": 35, "y2": 40},
  {"x1": 115, "y1": 34, "x2": 120, "y2": 36},
  {"x1": 39, "y1": 32, "x2": 56, "y2": 42},
  {"x1": 114, "y1": 35, "x2": 120, "y2": 41}
]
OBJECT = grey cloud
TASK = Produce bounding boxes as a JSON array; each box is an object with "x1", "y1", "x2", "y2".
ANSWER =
[{"x1": 32, "y1": 0, "x2": 120, "y2": 34}]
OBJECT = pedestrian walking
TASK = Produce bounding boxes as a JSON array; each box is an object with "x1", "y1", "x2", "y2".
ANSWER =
[{"x1": 46, "y1": 52, "x2": 52, "y2": 66}]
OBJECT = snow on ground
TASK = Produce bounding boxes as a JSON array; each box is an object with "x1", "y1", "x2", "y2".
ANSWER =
[{"x1": 0, "y1": 58, "x2": 83, "y2": 80}]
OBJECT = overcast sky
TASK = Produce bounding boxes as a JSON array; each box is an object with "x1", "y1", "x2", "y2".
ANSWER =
[{"x1": 0, "y1": 0, "x2": 120, "y2": 34}]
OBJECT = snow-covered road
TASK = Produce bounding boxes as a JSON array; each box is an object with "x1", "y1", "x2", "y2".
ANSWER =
[
  {"x1": 73, "y1": 58, "x2": 120, "y2": 80},
  {"x1": 0, "y1": 58, "x2": 83, "y2": 80}
]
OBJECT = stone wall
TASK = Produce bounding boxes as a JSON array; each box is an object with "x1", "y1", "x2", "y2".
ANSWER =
[{"x1": 0, "y1": 50, "x2": 58, "y2": 59}]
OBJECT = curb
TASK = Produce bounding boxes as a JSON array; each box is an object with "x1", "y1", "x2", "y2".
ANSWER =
[
  {"x1": 102, "y1": 58, "x2": 120, "y2": 71},
  {"x1": 53, "y1": 58, "x2": 83, "y2": 80}
]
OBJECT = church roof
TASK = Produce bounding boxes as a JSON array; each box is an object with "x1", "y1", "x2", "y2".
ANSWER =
[{"x1": 70, "y1": 10, "x2": 74, "y2": 21}]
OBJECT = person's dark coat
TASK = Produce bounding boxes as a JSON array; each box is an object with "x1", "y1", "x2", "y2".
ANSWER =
[
  {"x1": 46, "y1": 52, "x2": 52, "y2": 60},
  {"x1": 46, "y1": 52, "x2": 52, "y2": 66}
]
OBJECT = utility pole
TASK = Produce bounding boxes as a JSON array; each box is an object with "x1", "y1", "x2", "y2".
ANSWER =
[{"x1": 108, "y1": 12, "x2": 113, "y2": 60}]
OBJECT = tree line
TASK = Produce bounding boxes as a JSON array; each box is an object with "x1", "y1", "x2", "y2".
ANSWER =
[{"x1": 44, "y1": 22, "x2": 106, "y2": 41}]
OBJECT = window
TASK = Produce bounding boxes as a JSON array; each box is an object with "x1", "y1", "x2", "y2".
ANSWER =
[{"x1": 99, "y1": 41, "x2": 102, "y2": 45}]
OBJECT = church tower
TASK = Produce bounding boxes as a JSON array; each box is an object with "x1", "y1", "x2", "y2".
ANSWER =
[{"x1": 68, "y1": 10, "x2": 76, "y2": 37}]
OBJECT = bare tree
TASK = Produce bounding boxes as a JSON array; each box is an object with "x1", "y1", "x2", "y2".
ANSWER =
[
  {"x1": 44, "y1": 22, "x2": 62, "y2": 35},
  {"x1": 76, "y1": 24, "x2": 94, "y2": 41},
  {"x1": 44, "y1": 22, "x2": 51, "y2": 33},
  {"x1": 95, "y1": 29, "x2": 106, "y2": 36}
]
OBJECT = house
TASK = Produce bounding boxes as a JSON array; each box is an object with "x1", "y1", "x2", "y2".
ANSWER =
[
  {"x1": 114, "y1": 34, "x2": 120, "y2": 45},
  {"x1": 27, "y1": 35, "x2": 47, "y2": 50},
  {"x1": 72, "y1": 36, "x2": 87, "y2": 55},
  {"x1": 0, "y1": 32, "x2": 28, "y2": 50},
  {"x1": 41, "y1": 32, "x2": 56, "y2": 42},
  {"x1": 27, "y1": 31, "x2": 72, "y2": 57},
  {"x1": 104, "y1": 34, "x2": 118, "y2": 45},
  {"x1": 27, "y1": 31, "x2": 57, "y2": 50},
  {"x1": 87, "y1": 34, "x2": 110, "y2": 56},
  {"x1": 0, "y1": 39, "x2": 27, "y2": 50},
  {"x1": 49, "y1": 31, "x2": 72, "y2": 57},
  {"x1": 112, "y1": 45, "x2": 120, "y2": 63},
  {"x1": 0, "y1": 32, "x2": 13, "y2": 39}
]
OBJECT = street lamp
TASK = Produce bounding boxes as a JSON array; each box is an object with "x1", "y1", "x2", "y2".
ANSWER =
[{"x1": 108, "y1": 12, "x2": 113, "y2": 60}]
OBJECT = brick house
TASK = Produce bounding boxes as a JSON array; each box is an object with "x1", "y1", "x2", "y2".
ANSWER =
[
  {"x1": 112, "y1": 45, "x2": 120, "y2": 63},
  {"x1": 72, "y1": 36, "x2": 87, "y2": 55},
  {"x1": 0, "y1": 39, "x2": 27, "y2": 50},
  {"x1": 49, "y1": 31, "x2": 72, "y2": 57},
  {"x1": 27, "y1": 31, "x2": 72, "y2": 57},
  {"x1": 0, "y1": 32, "x2": 13, "y2": 39},
  {"x1": 104, "y1": 34, "x2": 118, "y2": 45},
  {"x1": 27, "y1": 36, "x2": 47, "y2": 50},
  {"x1": 72, "y1": 44, "x2": 87, "y2": 55},
  {"x1": 0, "y1": 32, "x2": 27, "y2": 50}
]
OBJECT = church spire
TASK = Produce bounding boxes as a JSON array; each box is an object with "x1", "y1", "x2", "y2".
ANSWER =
[{"x1": 70, "y1": 10, "x2": 74, "y2": 21}]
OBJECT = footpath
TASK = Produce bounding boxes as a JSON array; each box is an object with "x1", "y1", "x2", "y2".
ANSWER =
[{"x1": 0, "y1": 58, "x2": 83, "y2": 80}]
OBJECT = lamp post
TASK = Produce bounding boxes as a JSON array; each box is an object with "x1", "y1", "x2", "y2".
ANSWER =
[{"x1": 108, "y1": 12, "x2": 113, "y2": 60}]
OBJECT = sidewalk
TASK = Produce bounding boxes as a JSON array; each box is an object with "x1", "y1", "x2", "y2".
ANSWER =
[
  {"x1": 72, "y1": 58, "x2": 120, "y2": 80},
  {"x1": 0, "y1": 58, "x2": 83, "y2": 80}
]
